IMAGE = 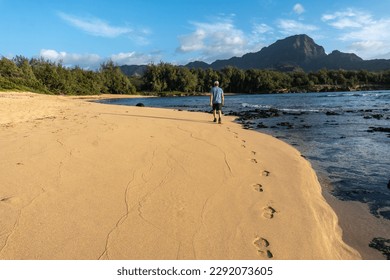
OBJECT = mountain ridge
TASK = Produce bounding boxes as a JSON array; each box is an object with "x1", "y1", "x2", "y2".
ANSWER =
[{"x1": 120, "y1": 34, "x2": 390, "y2": 75}]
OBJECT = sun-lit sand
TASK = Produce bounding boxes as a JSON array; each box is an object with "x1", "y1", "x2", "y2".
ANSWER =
[{"x1": 0, "y1": 91, "x2": 360, "y2": 259}]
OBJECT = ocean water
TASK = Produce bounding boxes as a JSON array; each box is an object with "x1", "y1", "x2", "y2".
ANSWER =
[{"x1": 99, "y1": 91, "x2": 390, "y2": 220}]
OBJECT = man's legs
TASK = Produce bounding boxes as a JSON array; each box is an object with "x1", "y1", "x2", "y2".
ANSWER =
[
  {"x1": 213, "y1": 109, "x2": 217, "y2": 122},
  {"x1": 212, "y1": 104, "x2": 222, "y2": 123}
]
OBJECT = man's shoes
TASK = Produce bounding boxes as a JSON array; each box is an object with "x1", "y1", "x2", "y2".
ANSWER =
[
  {"x1": 218, "y1": 118, "x2": 222, "y2": 124},
  {"x1": 213, "y1": 118, "x2": 217, "y2": 122}
]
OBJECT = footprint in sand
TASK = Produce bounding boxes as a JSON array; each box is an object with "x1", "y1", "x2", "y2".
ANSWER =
[
  {"x1": 251, "y1": 158, "x2": 258, "y2": 164},
  {"x1": 262, "y1": 206, "x2": 277, "y2": 219},
  {"x1": 241, "y1": 144, "x2": 246, "y2": 148},
  {"x1": 262, "y1": 170, "x2": 270, "y2": 177},
  {"x1": 251, "y1": 151, "x2": 257, "y2": 155},
  {"x1": 0, "y1": 197, "x2": 11, "y2": 202},
  {"x1": 253, "y1": 237, "x2": 273, "y2": 258},
  {"x1": 252, "y1": 184, "x2": 264, "y2": 192},
  {"x1": 0, "y1": 196, "x2": 19, "y2": 204}
]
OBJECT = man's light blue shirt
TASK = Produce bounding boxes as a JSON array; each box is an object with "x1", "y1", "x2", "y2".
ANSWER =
[{"x1": 210, "y1": 86, "x2": 223, "y2": 104}]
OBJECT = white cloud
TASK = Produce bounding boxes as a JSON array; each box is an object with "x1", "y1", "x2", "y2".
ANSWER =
[
  {"x1": 58, "y1": 12, "x2": 150, "y2": 44},
  {"x1": 322, "y1": 8, "x2": 390, "y2": 58},
  {"x1": 177, "y1": 18, "x2": 273, "y2": 63},
  {"x1": 247, "y1": 23, "x2": 273, "y2": 51},
  {"x1": 39, "y1": 49, "x2": 159, "y2": 69},
  {"x1": 58, "y1": 12, "x2": 131, "y2": 38},
  {"x1": 178, "y1": 29, "x2": 207, "y2": 52},
  {"x1": 252, "y1": 23, "x2": 273, "y2": 35},
  {"x1": 179, "y1": 20, "x2": 246, "y2": 51},
  {"x1": 110, "y1": 52, "x2": 161, "y2": 65},
  {"x1": 321, "y1": 9, "x2": 372, "y2": 29},
  {"x1": 40, "y1": 49, "x2": 101, "y2": 68},
  {"x1": 374, "y1": 52, "x2": 390, "y2": 59},
  {"x1": 349, "y1": 41, "x2": 384, "y2": 52},
  {"x1": 344, "y1": 19, "x2": 390, "y2": 58},
  {"x1": 277, "y1": 19, "x2": 318, "y2": 35},
  {"x1": 293, "y1": 4, "x2": 305, "y2": 15},
  {"x1": 329, "y1": 18, "x2": 363, "y2": 29},
  {"x1": 340, "y1": 18, "x2": 390, "y2": 41}
]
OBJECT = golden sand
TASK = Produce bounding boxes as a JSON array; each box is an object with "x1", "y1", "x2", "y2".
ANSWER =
[{"x1": 0, "y1": 92, "x2": 360, "y2": 259}]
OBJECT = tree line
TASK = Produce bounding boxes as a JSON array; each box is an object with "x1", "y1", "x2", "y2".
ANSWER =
[
  {"x1": 140, "y1": 63, "x2": 390, "y2": 94},
  {"x1": 0, "y1": 56, "x2": 136, "y2": 95},
  {"x1": 2, "y1": 56, "x2": 390, "y2": 95}
]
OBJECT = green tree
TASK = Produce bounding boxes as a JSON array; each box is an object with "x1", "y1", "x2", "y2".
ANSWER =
[
  {"x1": 100, "y1": 60, "x2": 136, "y2": 94},
  {"x1": 230, "y1": 67, "x2": 245, "y2": 92},
  {"x1": 143, "y1": 63, "x2": 164, "y2": 91},
  {"x1": 0, "y1": 57, "x2": 21, "y2": 78},
  {"x1": 176, "y1": 67, "x2": 197, "y2": 92},
  {"x1": 30, "y1": 58, "x2": 64, "y2": 93}
]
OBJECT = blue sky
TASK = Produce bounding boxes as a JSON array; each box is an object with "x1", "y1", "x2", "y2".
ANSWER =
[{"x1": 1, "y1": 0, "x2": 390, "y2": 69}]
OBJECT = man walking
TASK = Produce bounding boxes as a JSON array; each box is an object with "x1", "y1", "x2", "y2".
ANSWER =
[{"x1": 210, "y1": 80, "x2": 224, "y2": 124}]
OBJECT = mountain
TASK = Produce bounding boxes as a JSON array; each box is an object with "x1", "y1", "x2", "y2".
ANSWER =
[
  {"x1": 119, "y1": 64, "x2": 147, "y2": 76},
  {"x1": 120, "y1": 34, "x2": 390, "y2": 75},
  {"x1": 185, "y1": 61, "x2": 210, "y2": 69},
  {"x1": 210, "y1": 34, "x2": 327, "y2": 70},
  {"x1": 185, "y1": 34, "x2": 390, "y2": 72}
]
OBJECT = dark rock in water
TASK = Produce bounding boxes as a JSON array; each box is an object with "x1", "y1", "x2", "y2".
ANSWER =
[
  {"x1": 136, "y1": 103, "x2": 145, "y2": 107},
  {"x1": 227, "y1": 108, "x2": 280, "y2": 121},
  {"x1": 227, "y1": 110, "x2": 238, "y2": 116},
  {"x1": 326, "y1": 111, "x2": 340, "y2": 115},
  {"x1": 277, "y1": 122, "x2": 294, "y2": 129},
  {"x1": 387, "y1": 180, "x2": 390, "y2": 189},
  {"x1": 369, "y1": 237, "x2": 390, "y2": 260},
  {"x1": 284, "y1": 111, "x2": 306, "y2": 116},
  {"x1": 257, "y1": 123, "x2": 268, "y2": 128},
  {"x1": 372, "y1": 114, "x2": 384, "y2": 120},
  {"x1": 369, "y1": 127, "x2": 390, "y2": 133}
]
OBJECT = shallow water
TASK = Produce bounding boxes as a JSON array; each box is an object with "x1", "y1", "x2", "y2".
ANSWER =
[{"x1": 99, "y1": 91, "x2": 390, "y2": 220}]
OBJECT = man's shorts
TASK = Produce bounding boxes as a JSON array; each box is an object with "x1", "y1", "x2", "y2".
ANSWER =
[{"x1": 212, "y1": 103, "x2": 222, "y2": 111}]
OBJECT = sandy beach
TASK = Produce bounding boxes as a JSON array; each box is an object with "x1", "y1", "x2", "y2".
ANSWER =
[{"x1": 0, "y1": 91, "x2": 360, "y2": 260}]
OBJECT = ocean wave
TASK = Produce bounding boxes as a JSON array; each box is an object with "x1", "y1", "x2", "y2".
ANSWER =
[
  {"x1": 241, "y1": 102, "x2": 323, "y2": 113},
  {"x1": 279, "y1": 108, "x2": 321, "y2": 113},
  {"x1": 241, "y1": 102, "x2": 271, "y2": 109},
  {"x1": 319, "y1": 94, "x2": 338, "y2": 97}
]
